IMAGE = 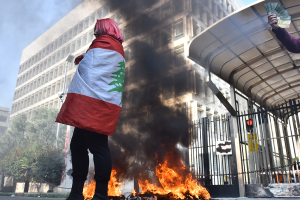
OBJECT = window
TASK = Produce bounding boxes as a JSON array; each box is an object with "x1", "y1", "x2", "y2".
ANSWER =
[
  {"x1": 90, "y1": 12, "x2": 96, "y2": 25},
  {"x1": 54, "y1": 68, "x2": 58, "y2": 77},
  {"x1": 45, "y1": 45, "x2": 49, "y2": 56},
  {"x1": 76, "y1": 38, "x2": 81, "y2": 50},
  {"x1": 71, "y1": 42, "x2": 76, "y2": 53},
  {"x1": 52, "y1": 54, "x2": 56, "y2": 65},
  {"x1": 174, "y1": 19, "x2": 184, "y2": 39},
  {"x1": 59, "y1": 65, "x2": 63, "y2": 76},
  {"x1": 174, "y1": 44, "x2": 185, "y2": 66},
  {"x1": 174, "y1": 0, "x2": 183, "y2": 13},
  {"x1": 49, "y1": 43, "x2": 53, "y2": 53},
  {"x1": 162, "y1": 25, "x2": 172, "y2": 45},
  {"x1": 78, "y1": 21, "x2": 83, "y2": 33},
  {"x1": 162, "y1": 2, "x2": 172, "y2": 18},
  {"x1": 56, "y1": 51, "x2": 60, "y2": 62},
  {"x1": 53, "y1": 39, "x2": 58, "y2": 50},
  {"x1": 63, "y1": 33, "x2": 68, "y2": 44},
  {"x1": 88, "y1": 30, "x2": 94, "y2": 43},
  {"x1": 51, "y1": 85, "x2": 55, "y2": 95},
  {"x1": 82, "y1": 34, "x2": 87, "y2": 46},
  {"x1": 68, "y1": 29, "x2": 73, "y2": 41},
  {"x1": 84, "y1": 17, "x2": 89, "y2": 29},
  {"x1": 73, "y1": 25, "x2": 78, "y2": 38},
  {"x1": 193, "y1": 20, "x2": 200, "y2": 37},
  {"x1": 66, "y1": 44, "x2": 71, "y2": 55},
  {"x1": 96, "y1": 8, "x2": 102, "y2": 19},
  {"x1": 61, "y1": 47, "x2": 65, "y2": 59},
  {"x1": 47, "y1": 57, "x2": 51, "y2": 68},
  {"x1": 58, "y1": 36, "x2": 62, "y2": 47},
  {"x1": 102, "y1": 4, "x2": 109, "y2": 17}
]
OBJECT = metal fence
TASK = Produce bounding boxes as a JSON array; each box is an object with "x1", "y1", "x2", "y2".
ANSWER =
[
  {"x1": 237, "y1": 100, "x2": 300, "y2": 184},
  {"x1": 189, "y1": 116, "x2": 234, "y2": 186},
  {"x1": 189, "y1": 99, "x2": 300, "y2": 197}
]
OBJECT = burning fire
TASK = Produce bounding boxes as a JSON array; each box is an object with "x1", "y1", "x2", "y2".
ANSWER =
[
  {"x1": 138, "y1": 152, "x2": 211, "y2": 200},
  {"x1": 83, "y1": 169, "x2": 122, "y2": 200}
]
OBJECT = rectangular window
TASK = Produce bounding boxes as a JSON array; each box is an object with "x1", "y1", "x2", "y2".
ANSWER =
[
  {"x1": 88, "y1": 30, "x2": 94, "y2": 43},
  {"x1": 174, "y1": 19, "x2": 184, "y2": 39},
  {"x1": 47, "y1": 57, "x2": 51, "y2": 68},
  {"x1": 90, "y1": 12, "x2": 96, "y2": 25},
  {"x1": 58, "y1": 36, "x2": 62, "y2": 47},
  {"x1": 73, "y1": 25, "x2": 78, "y2": 37},
  {"x1": 63, "y1": 33, "x2": 67, "y2": 44},
  {"x1": 174, "y1": 44, "x2": 185, "y2": 66},
  {"x1": 45, "y1": 45, "x2": 49, "y2": 56},
  {"x1": 51, "y1": 54, "x2": 56, "y2": 65},
  {"x1": 84, "y1": 17, "x2": 89, "y2": 29},
  {"x1": 162, "y1": 25, "x2": 172, "y2": 45},
  {"x1": 76, "y1": 38, "x2": 81, "y2": 50},
  {"x1": 102, "y1": 4, "x2": 109, "y2": 17},
  {"x1": 68, "y1": 29, "x2": 72, "y2": 41},
  {"x1": 60, "y1": 48, "x2": 64, "y2": 59},
  {"x1": 71, "y1": 42, "x2": 76, "y2": 53},
  {"x1": 66, "y1": 44, "x2": 70, "y2": 55},
  {"x1": 53, "y1": 39, "x2": 58, "y2": 50},
  {"x1": 54, "y1": 68, "x2": 58, "y2": 77},
  {"x1": 78, "y1": 21, "x2": 83, "y2": 33},
  {"x1": 56, "y1": 51, "x2": 60, "y2": 62},
  {"x1": 96, "y1": 8, "x2": 102, "y2": 19},
  {"x1": 174, "y1": 0, "x2": 184, "y2": 13},
  {"x1": 82, "y1": 34, "x2": 87, "y2": 46},
  {"x1": 49, "y1": 43, "x2": 53, "y2": 53},
  {"x1": 162, "y1": 2, "x2": 172, "y2": 18}
]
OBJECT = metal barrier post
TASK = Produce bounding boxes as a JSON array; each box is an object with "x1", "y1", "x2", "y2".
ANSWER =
[{"x1": 230, "y1": 86, "x2": 245, "y2": 197}]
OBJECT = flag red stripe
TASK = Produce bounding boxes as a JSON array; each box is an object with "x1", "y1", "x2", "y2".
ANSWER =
[
  {"x1": 87, "y1": 35, "x2": 125, "y2": 59},
  {"x1": 56, "y1": 93, "x2": 121, "y2": 135}
]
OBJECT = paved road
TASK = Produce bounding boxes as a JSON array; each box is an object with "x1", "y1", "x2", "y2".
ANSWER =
[{"x1": 1, "y1": 196, "x2": 300, "y2": 200}]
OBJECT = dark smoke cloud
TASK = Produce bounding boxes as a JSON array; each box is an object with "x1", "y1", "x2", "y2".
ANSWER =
[{"x1": 107, "y1": 0, "x2": 190, "y2": 181}]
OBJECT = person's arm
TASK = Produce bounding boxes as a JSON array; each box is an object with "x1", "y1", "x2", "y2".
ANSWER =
[
  {"x1": 268, "y1": 14, "x2": 300, "y2": 53},
  {"x1": 74, "y1": 53, "x2": 85, "y2": 65}
]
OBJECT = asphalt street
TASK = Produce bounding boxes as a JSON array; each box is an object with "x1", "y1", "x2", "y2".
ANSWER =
[{"x1": 1, "y1": 196, "x2": 300, "y2": 200}]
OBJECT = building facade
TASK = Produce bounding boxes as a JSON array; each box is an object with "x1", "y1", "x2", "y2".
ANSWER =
[
  {"x1": 0, "y1": 106, "x2": 10, "y2": 135},
  {"x1": 11, "y1": 0, "x2": 244, "y2": 122}
]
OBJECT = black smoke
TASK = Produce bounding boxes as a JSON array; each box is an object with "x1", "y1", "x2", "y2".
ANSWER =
[{"x1": 107, "y1": 0, "x2": 190, "y2": 182}]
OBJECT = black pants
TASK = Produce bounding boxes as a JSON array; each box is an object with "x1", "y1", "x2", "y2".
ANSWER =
[{"x1": 70, "y1": 127, "x2": 112, "y2": 196}]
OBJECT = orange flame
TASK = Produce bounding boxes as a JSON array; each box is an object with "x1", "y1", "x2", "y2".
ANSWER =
[
  {"x1": 108, "y1": 169, "x2": 122, "y2": 197},
  {"x1": 138, "y1": 152, "x2": 211, "y2": 200},
  {"x1": 132, "y1": 189, "x2": 136, "y2": 196},
  {"x1": 83, "y1": 180, "x2": 96, "y2": 200},
  {"x1": 83, "y1": 169, "x2": 122, "y2": 200}
]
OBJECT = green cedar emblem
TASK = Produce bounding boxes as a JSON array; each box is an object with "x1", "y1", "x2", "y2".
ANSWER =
[{"x1": 108, "y1": 61, "x2": 125, "y2": 105}]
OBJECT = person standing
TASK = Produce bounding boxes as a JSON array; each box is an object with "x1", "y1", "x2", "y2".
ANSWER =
[
  {"x1": 56, "y1": 18, "x2": 125, "y2": 200},
  {"x1": 268, "y1": 14, "x2": 300, "y2": 53}
]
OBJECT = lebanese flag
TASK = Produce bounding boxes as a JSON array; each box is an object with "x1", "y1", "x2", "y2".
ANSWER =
[{"x1": 56, "y1": 35, "x2": 125, "y2": 136}]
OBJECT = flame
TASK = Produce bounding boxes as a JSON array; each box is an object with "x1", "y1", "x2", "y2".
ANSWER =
[
  {"x1": 108, "y1": 169, "x2": 122, "y2": 197},
  {"x1": 83, "y1": 180, "x2": 96, "y2": 200},
  {"x1": 138, "y1": 152, "x2": 211, "y2": 200},
  {"x1": 132, "y1": 189, "x2": 136, "y2": 196},
  {"x1": 83, "y1": 169, "x2": 122, "y2": 200}
]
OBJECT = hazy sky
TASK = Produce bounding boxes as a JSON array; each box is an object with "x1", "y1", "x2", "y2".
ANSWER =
[{"x1": 0, "y1": 0, "x2": 257, "y2": 111}]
